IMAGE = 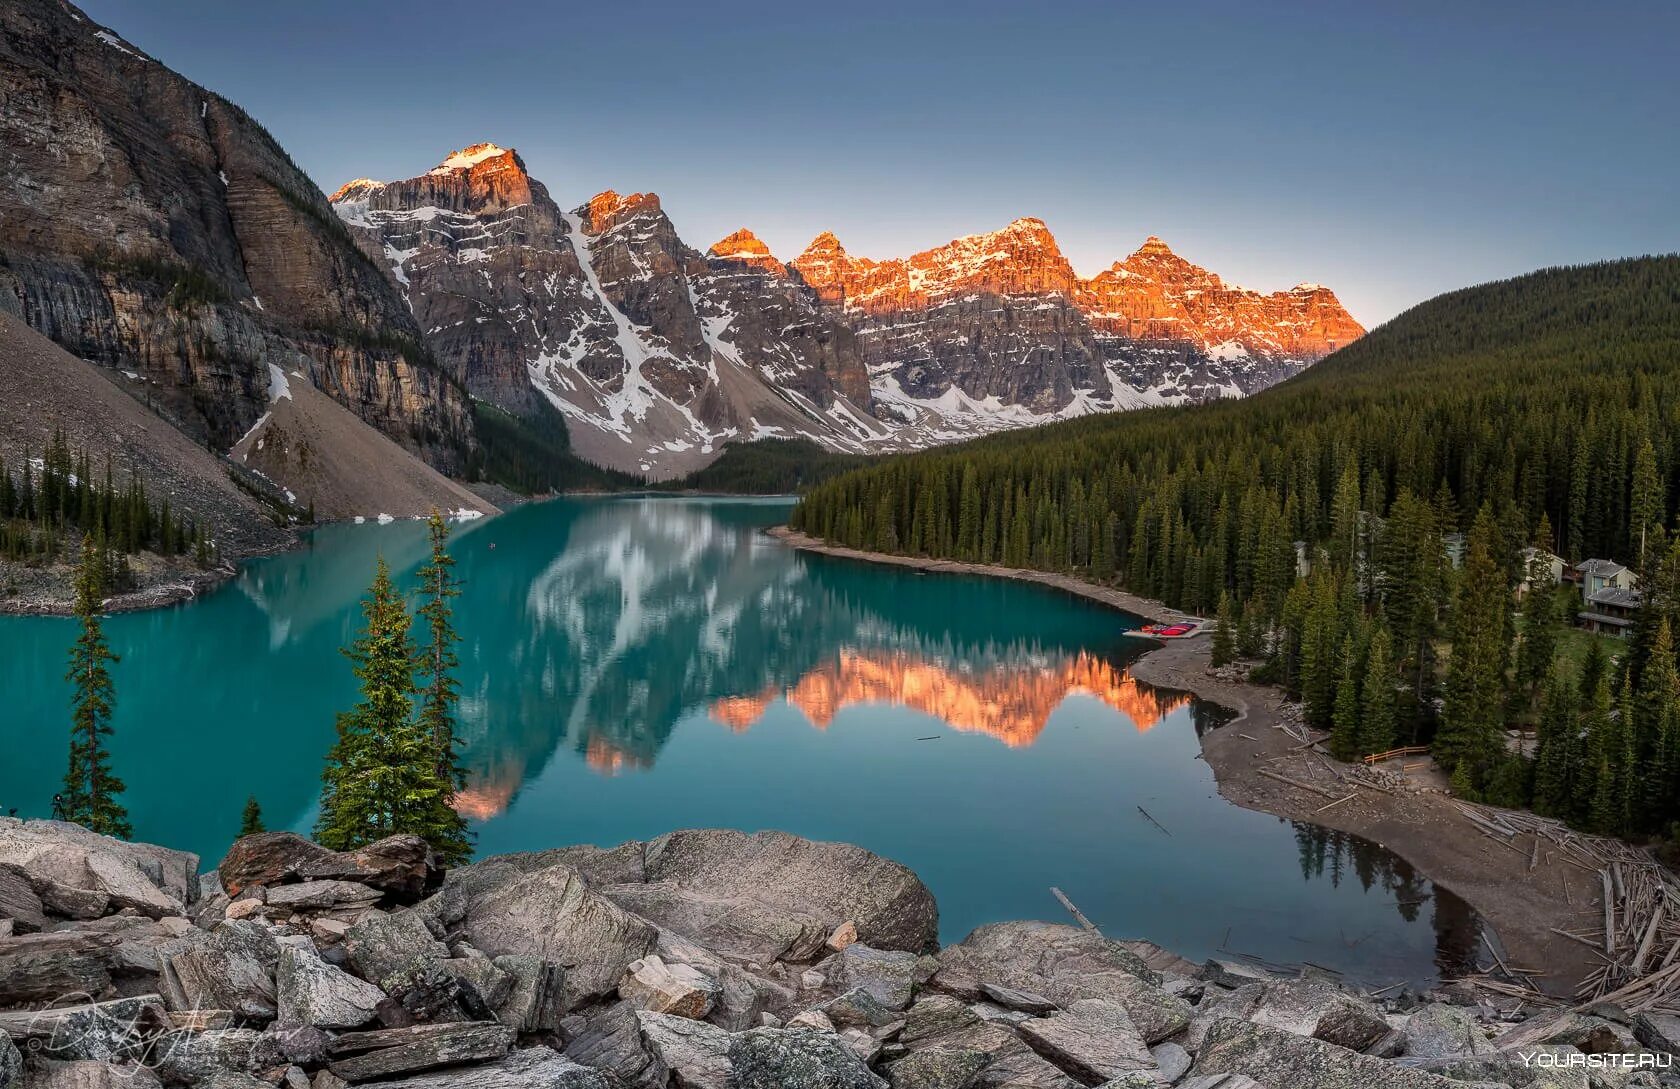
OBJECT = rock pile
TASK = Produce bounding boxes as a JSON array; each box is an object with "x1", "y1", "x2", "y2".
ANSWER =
[{"x1": 2, "y1": 817, "x2": 1676, "y2": 1087}]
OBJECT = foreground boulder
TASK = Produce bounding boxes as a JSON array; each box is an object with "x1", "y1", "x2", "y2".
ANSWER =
[
  {"x1": 325, "y1": 1022, "x2": 516, "y2": 1081},
  {"x1": 1248, "y1": 976, "x2": 1391, "y2": 1052},
  {"x1": 421, "y1": 859, "x2": 657, "y2": 1008},
  {"x1": 611, "y1": 830, "x2": 938, "y2": 962},
  {"x1": 637, "y1": 1010, "x2": 735, "y2": 1088},
  {"x1": 0, "y1": 820, "x2": 196, "y2": 918},
  {"x1": 332, "y1": 1046, "x2": 608, "y2": 1087},
  {"x1": 218, "y1": 834, "x2": 442, "y2": 905},
  {"x1": 934, "y1": 920, "x2": 1188, "y2": 1043},
  {"x1": 727, "y1": 1026, "x2": 888, "y2": 1089},
  {"x1": 159, "y1": 920, "x2": 280, "y2": 1020},
  {"x1": 1015, "y1": 999, "x2": 1159, "y2": 1084},
  {"x1": 1404, "y1": 1003, "x2": 1496, "y2": 1058},
  {"x1": 1192, "y1": 1018, "x2": 1460, "y2": 1089},
  {"x1": 276, "y1": 944, "x2": 386, "y2": 1030}
]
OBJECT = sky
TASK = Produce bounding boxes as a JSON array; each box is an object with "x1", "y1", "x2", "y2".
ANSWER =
[{"x1": 79, "y1": 0, "x2": 1679, "y2": 328}]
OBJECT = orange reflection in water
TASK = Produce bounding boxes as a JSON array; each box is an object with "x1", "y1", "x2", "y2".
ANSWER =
[
  {"x1": 455, "y1": 651, "x2": 1185, "y2": 818},
  {"x1": 710, "y1": 650, "x2": 1188, "y2": 745}
]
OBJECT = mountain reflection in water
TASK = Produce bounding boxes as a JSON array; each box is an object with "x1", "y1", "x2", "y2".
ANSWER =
[
  {"x1": 711, "y1": 651, "x2": 1187, "y2": 745},
  {"x1": 443, "y1": 497, "x2": 1181, "y2": 809}
]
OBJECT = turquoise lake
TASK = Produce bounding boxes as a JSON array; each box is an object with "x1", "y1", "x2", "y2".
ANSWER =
[{"x1": 0, "y1": 496, "x2": 1477, "y2": 984}]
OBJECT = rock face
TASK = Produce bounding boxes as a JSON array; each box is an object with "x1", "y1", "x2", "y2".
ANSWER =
[
  {"x1": 791, "y1": 223, "x2": 1363, "y2": 434},
  {"x1": 332, "y1": 153, "x2": 882, "y2": 478},
  {"x1": 0, "y1": 0, "x2": 473, "y2": 474}
]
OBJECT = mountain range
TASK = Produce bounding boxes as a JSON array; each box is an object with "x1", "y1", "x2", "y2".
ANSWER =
[
  {"x1": 331, "y1": 144, "x2": 1364, "y2": 476},
  {"x1": 0, "y1": 0, "x2": 1362, "y2": 523}
]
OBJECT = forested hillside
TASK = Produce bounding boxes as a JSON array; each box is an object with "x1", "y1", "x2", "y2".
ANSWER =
[
  {"x1": 792, "y1": 257, "x2": 1680, "y2": 835},
  {"x1": 677, "y1": 439, "x2": 877, "y2": 494}
]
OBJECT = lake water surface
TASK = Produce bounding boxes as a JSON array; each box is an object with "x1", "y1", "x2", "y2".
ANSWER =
[{"x1": 0, "y1": 497, "x2": 1477, "y2": 983}]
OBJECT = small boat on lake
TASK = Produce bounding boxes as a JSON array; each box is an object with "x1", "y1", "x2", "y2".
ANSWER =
[{"x1": 1124, "y1": 619, "x2": 1206, "y2": 639}]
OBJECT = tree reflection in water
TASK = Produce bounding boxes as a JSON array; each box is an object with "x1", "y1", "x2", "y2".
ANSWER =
[{"x1": 1293, "y1": 822, "x2": 1481, "y2": 979}]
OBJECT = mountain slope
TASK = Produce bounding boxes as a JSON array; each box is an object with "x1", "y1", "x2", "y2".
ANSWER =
[
  {"x1": 230, "y1": 366, "x2": 498, "y2": 522},
  {"x1": 792, "y1": 255, "x2": 1680, "y2": 605},
  {"x1": 0, "y1": 0, "x2": 473, "y2": 475},
  {"x1": 0, "y1": 313, "x2": 284, "y2": 554},
  {"x1": 790, "y1": 222, "x2": 1364, "y2": 433},
  {"x1": 332, "y1": 152, "x2": 885, "y2": 477}
]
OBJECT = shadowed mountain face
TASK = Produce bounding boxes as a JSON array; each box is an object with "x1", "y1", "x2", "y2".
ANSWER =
[
  {"x1": 0, "y1": 0, "x2": 473, "y2": 471},
  {"x1": 332, "y1": 152, "x2": 884, "y2": 478}
]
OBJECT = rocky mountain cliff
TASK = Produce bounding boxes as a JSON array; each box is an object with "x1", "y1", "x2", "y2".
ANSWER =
[
  {"x1": 0, "y1": 0, "x2": 473, "y2": 473},
  {"x1": 790, "y1": 222, "x2": 1365, "y2": 434},
  {"x1": 332, "y1": 152, "x2": 883, "y2": 477},
  {"x1": 334, "y1": 145, "x2": 1361, "y2": 477}
]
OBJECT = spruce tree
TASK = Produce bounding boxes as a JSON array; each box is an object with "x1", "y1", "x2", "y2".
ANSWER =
[
  {"x1": 62, "y1": 535, "x2": 130, "y2": 839},
  {"x1": 1585, "y1": 672, "x2": 1623, "y2": 835},
  {"x1": 1438, "y1": 508, "x2": 1510, "y2": 779},
  {"x1": 1513, "y1": 583, "x2": 1560, "y2": 715},
  {"x1": 239, "y1": 796, "x2": 265, "y2": 837},
  {"x1": 1358, "y1": 624, "x2": 1397, "y2": 758},
  {"x1": 1330, "y1": 634, "x2": 1362, "y2": 761},
  {"x1": 1532, "y1": 674, "x2": 1579, "y2": 819},
  {"x1": 317, "y1": 557, "x2": 468, "y2": 861},
  {"x1": 1210, "y1": 591, "x2": 1236, "y2": 667},
  {"x1": 415, "y1": 512, "x2": 472, "y2": 865},
  {"x1": 1638, "y1": 619, "x2": 1680, "y2": 831}
]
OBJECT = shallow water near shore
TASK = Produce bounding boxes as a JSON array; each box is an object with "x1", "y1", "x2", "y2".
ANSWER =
[{"x1": 0, "y1": 496, "x2": 1478, "y2": 983}]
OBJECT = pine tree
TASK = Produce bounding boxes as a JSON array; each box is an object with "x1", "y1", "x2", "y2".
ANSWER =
[
  {"x1": 1438, "y1": 508, "x2": 1511, "y2": 779},
  {"x1": 1210, "y1": 591, "x2": 1236, "y2": 667},
  {"x1": 414, "y1": 512, "x2": 472, "y2": 865},
  {"x1": 1514, "y1": 583, "x2": 1561, "y2": 714},
  {"x1": 239, "y1": 796, "x2": 265, "y2": 837},
  {"x1": 1585, "y1": 672, "x2": 1623, "y2": 835},
  {"x1": 1299, "y1": 575, "x2": 1340, "y2": 732},
  {"x1": 1632, "y1": 438, "x2": 1662, "y2": 567},
  {"x1": 1532, "y1": 674, "x2": 1579, "y2": 819},
  {"x1": 1358, "y1": 624, "x2": 1397, "y2": 758},
  {"x1": 1329, "y1": 461, "x2": 1362, "y2": 576},
  {"x1": 62, "y1": 535, "x2": 130, "y2": 839},
  {"x1": 1638, "y1": 618, "x2": 1680, "y2": 830},
  {"x1": 317, "y1": 557, "x2": 467, "y2": 860},
  {"x1": 1330, "y1": 634, "x2": 1362, "y2": 761}
]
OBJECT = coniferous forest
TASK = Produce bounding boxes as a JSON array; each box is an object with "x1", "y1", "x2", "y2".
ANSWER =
[
  {"x1": 792, "y1": 256, "x2": 1680, "y2": 839},
  {"x1": 0, "y1": 428, "x2": 214, "y2": 587}
]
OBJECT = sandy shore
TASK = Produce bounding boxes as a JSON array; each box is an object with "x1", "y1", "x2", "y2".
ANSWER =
[
  {"x1": 769, "y1": 527, "x2": 1184, "y2": 624},
  {"x1": 772, "y1": 525, "x2": 1600, "y2": 996}
]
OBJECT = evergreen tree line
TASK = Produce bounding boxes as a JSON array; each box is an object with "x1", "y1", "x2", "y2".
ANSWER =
[
  {"x1": 2, "y1": 429, "x2": 214, "y2": 575},
  {"x1": 55, "y1": 510, "x2": 473, "y2": 866},
  {"x1": 791, "y1": 257, "x2": 1680, "y2": 838}
]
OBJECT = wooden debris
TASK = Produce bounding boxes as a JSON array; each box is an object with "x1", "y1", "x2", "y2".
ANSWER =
[
  {"x1": 1257, "y1": 767, "x2": 1338, "y2": 799},
  {"x1": 1136, "y1": 806, "x2": 1171, "y2": 836},
  {"x1": 1450, "y1": 798, "x2": 1680, "y2": 1009},
  {"x1": 1050, "y1": 886, "x2": 1098, "y2": 932}
]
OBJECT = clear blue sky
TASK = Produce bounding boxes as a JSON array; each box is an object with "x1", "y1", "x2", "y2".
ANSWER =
[{"x1": 80, "y1": 0, "x2": 1678, "y2": 327}]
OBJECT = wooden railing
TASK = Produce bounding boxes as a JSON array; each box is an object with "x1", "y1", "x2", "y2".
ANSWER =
[{"x1": 1362, "y1": 745, "x2": 1429, "y2": 765}]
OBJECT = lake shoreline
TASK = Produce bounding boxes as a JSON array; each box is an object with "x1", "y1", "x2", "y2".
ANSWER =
[{"x1": 770, "y1": 525, "x2": 1600, "y2": 997}]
